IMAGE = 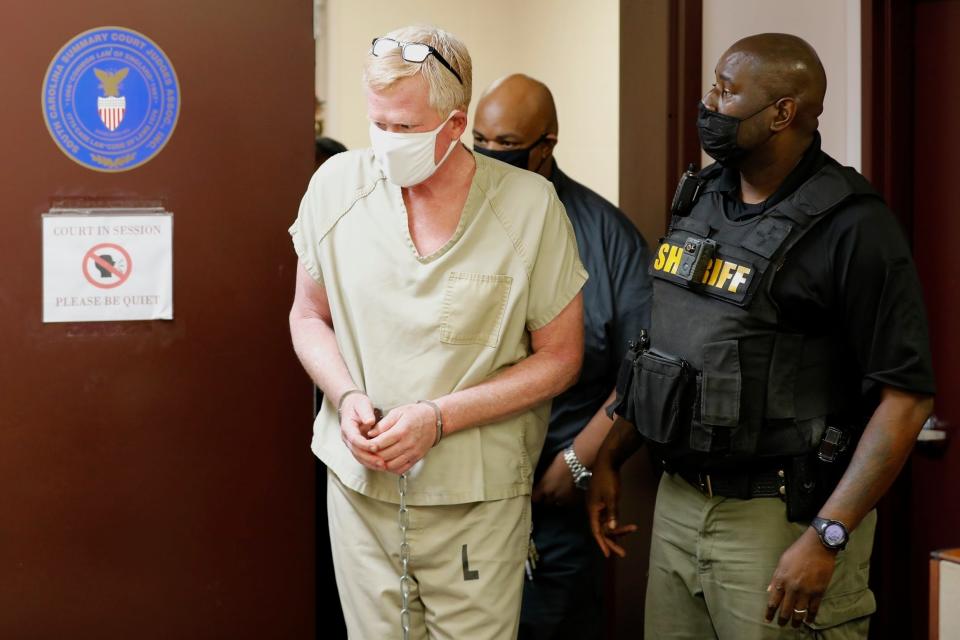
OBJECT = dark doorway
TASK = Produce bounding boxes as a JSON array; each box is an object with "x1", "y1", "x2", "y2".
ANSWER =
[
  {"x1": 862, "y1": 1, "x2": 960, "y2": 638},
  {"x1": 907, "y1": 2, "x2": 960, "y2": 638},
  {"x1": 615, "y1": 1, "x2": 701, "y2": 637},
  {"x1": 315, "y1": 389, "x2": 348, "y2": 638}
]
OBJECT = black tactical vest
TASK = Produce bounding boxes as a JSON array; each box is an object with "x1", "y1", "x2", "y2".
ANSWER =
[{"x1": 628, "y1": 159, "x2": 880, "y2": 469}]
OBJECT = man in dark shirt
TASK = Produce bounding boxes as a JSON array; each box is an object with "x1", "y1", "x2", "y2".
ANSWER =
[
  {"x1": 473, "y1": 74, "x2": 652, "y2": 639},
  {"x1": 588, "y1": 34, "x2": 935, "y2": 638}
]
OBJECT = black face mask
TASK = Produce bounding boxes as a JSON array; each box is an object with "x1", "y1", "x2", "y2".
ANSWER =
[
  {"x1": 696, "y1": 100, "x2": 777, "y2": 166},
  {"x1": 474, "y1": 133, "x2": 550, "y2": 171}
]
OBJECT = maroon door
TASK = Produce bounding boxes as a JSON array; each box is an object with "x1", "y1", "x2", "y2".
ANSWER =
[
  {"x1": 909, "y1": 2, "x2": 960, "y2": 638},
  {"x1": 863, "y1": 1, "x2": 960, "y2": 638},
  {"x1": 0, "y1": 2, "x2": 317, "y2": 637}
]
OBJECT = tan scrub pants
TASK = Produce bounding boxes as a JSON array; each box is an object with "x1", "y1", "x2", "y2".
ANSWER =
[
  {"x1": 644, "y1": 471, "x2": 876, "y2": 639},
  {"x1": 326, "y1": 469, "x2": 530, "y2": 640}
]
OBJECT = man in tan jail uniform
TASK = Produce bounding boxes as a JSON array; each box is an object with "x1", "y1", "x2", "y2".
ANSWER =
[{"x1": 288, "y1": 24, "x2": 588, "y2": 639}]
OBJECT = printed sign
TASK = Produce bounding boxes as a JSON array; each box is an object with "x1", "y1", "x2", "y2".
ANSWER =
[
  {"x1": 41, "y1": 27, "x2": 181, "y2": 172},
  {"x1": 43, "y1": 210, "x2": 173, "y2": 322}
]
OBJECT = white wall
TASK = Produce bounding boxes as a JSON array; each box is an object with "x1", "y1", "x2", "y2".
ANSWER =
[
  {"x1": 319, "y1": 0, "x2": 620, "y2": 204},
  {"x1": 701, "y1": 0, "x2": 861, "y2": 169}
]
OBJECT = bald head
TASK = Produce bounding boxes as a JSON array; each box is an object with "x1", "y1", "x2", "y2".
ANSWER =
[
  {"x1": 720, "y1": 33, "x2": 826, "y2": 132},
  {"x1": 473, "y1": 74, "x2": 558, "y2": 176},
  {"x1": 478, "y1": 74, "x2": 558, "y2": 135}
]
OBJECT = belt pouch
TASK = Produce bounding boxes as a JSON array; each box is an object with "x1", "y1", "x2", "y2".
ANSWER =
[
  {"x1": 630, "y1": 350, "x2": 692, "y2": 444},
  {"x1": 609, "y1": 340, "x2": 642, "y2": 421},
  {"x1": 785, "y1": 454, "x2": 822, "y2": 522}
]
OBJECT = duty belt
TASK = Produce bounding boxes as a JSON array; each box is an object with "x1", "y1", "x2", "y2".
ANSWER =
[{"x1": 675, "y1": 466, "x2": 786, "y2": 499}]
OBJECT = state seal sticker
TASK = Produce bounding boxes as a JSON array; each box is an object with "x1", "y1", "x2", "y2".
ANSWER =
[{"x1": 41, "y1": 26, "x2": 181, "y2": 172}]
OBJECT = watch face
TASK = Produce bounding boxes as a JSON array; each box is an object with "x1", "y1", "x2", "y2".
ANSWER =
[
  {"x1": 823, "y1": 523, "x2": 846, "y2": 546},
  {"x1": 575, "y1": 471, "x2": 592, "y2": 490}
]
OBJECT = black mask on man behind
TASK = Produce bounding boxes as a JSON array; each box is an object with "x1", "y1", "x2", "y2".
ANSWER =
[
  {"x1": 696, "y1": 100, "x2": 777, "y2": 166},
  {"x1": 474, "y1": 133, "x2": 551, "y2": 171}
]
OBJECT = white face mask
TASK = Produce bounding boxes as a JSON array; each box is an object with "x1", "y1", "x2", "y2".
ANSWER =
[{"x1": 369, "y1": 114, "x2": 459, "y2": 187}]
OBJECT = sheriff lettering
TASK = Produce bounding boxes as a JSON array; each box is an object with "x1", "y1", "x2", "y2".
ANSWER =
[{"x1": 652, "y1": 239, "x2": 755, "y2": 302}]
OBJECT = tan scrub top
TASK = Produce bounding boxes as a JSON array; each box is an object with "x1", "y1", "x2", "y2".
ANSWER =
[{"x1": 290, "y1": 148, "x2": 587, "y2": 505}]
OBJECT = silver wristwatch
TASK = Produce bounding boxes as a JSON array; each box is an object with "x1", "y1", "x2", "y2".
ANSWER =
[{"x1": 562, "y1": 446, "x2": 592, "y2": 490}]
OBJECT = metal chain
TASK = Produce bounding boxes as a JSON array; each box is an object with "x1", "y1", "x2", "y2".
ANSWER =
[{"x1": 398, "y1": 473, "x2": 411, "y2": 640}]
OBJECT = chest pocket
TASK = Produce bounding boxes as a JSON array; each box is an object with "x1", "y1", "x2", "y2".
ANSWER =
[{"x1": 439, "y1": 272, "x2": 513, "y2": 348}]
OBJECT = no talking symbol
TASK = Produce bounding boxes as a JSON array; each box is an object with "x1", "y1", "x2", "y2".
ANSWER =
[{"x1": 83, "y1": 243, "x2": 132, "y2": 289}]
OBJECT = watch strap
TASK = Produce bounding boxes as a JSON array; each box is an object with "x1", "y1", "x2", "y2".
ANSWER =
[{"x1": 562, "y1": 446, "x2": 591, "y2": 487}]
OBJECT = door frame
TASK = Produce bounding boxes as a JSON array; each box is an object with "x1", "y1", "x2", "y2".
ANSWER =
[{"x1": 615, "y1": 1, "x2": 701, "y2": 636}]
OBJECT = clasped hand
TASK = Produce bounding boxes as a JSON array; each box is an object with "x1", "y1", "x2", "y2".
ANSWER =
[{"x1": 338, "y1": 393, "x2": 436, "y2": 475}]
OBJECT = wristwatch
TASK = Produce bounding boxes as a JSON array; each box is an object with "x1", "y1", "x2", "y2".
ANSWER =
[
  {"x1": 811, "y1": 516, "x2": 849, "y2": 551},
  {"x1": 562, "y1": 446, "x2": 592, "y2": 490}
]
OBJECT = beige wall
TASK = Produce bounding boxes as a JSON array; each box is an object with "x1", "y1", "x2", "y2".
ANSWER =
[
  {"x1": 319, "y1": 0, "x2": 620, "y2": 204},
  {"x1": 941, "y1": 561, "x2": 960, "y2": 640},
  {"x1": 702, "y1": 0, "x2": 861, "y2": 169}
]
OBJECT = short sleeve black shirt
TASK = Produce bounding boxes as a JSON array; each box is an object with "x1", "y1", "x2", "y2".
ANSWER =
[
  {"x1": 716, "y1": 133, "x2": 935, "y2": 404},
  {"x1": 536, "y1": 166, "x2": 653, "y2": 478}
]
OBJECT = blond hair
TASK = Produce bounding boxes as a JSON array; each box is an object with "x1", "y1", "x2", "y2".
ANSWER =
[{"x1": 363, "y1": 25, "x2": 472, "y2": 117}]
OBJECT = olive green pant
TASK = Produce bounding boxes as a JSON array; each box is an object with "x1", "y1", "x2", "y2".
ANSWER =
[
  {"x1": 644, "y1": 472, "x2": 876, "y2": 639},
  {"x1": 327, "y1": 470, "x2": 530, "y2": 640}
]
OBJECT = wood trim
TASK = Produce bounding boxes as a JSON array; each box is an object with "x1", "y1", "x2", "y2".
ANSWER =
[
  {"x1": 619, "y1": 0, "x2": 669, "y2": 247},
  {"x1": 860, "y1": 0, "x2": 915, "y2": 236},
  {"x1": 619, "y1": 0, "x2": 702, "y2": 248},
  {"x1": 666, "y1": 0, "x2": 703, "y2": 220},
  {"x1": 614, "y1": 3, "x2": 701, "y2": 636},
  {"x1": 931, "y1": 548, "x2": 960, "y2": 564}
]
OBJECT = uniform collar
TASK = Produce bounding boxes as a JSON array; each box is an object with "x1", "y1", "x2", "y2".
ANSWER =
[{"x1": 718, "y1": 131, "x2": 825, "y2": 217}]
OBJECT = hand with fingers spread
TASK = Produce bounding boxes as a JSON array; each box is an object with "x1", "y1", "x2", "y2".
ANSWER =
[
  {"x1": 586, "y1": 453, "x2": 637, "y2": 558},
  {"x1": 337, "y1": 391, "x2": 386, "y2": 472},
  {"x1": 764, "y1": 527, "x2": 837, "y2": 627},
  {"x1": 532, "y1": 451, "x2": 578, "y2": 506},
  {"x1": 366, "y1": 402, "x2": 438, "y2": 475}
]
